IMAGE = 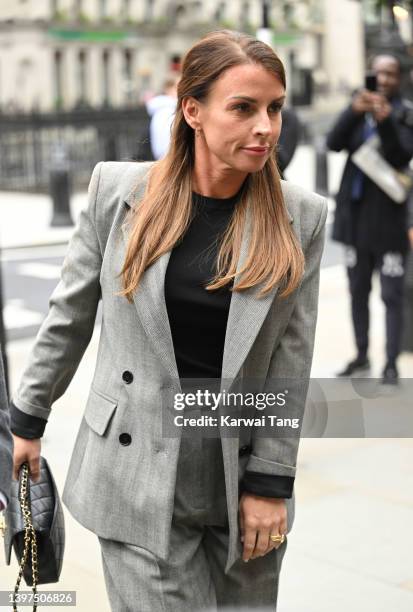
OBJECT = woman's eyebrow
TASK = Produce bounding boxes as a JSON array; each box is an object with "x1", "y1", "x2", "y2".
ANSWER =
[{"x1": 228, "y1": 95, "x2": 286, "y2": 103}]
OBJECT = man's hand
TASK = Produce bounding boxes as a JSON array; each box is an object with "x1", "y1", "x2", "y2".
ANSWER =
[
  {"x1": 370, "y1": 92, "x2": 392, "y2": 123},
  {"x1": 239, "y1": 492, "x2": 287, "y2": 561},
  {"x1": 351, "y1": 90, "x2": 392, "y2": 123},
  {"x1": 351, "y1": 89, "x2": 375, "y2": 114}
]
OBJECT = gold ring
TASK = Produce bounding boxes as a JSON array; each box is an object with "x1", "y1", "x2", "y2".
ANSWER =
[{"x1": 269, "y1": 533, "x2": 285, "y2": 543}]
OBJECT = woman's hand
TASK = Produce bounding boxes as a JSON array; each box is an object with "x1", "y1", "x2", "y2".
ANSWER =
[
  {"x1": 238, "y1": 492, "x2": 287, "y2": 562},
  {"x1": 12, "y1": 434, "x2": 41, "y2": 482}
]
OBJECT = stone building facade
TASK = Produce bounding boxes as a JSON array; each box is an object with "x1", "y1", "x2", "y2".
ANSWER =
[{"x1": 0, "y1": 0, "x2": 364, "y2": 113}]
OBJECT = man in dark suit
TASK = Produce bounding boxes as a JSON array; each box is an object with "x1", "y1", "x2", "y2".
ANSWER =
[
  {"x1": 277, "y1": 106, "x2": 301, "y2": 178},
  {"x1": 0, "y1": 350, "x2": 13, "y2": 510},
  {"x1": 327, "y1": 54, "x2": 413, "y2": 384}
]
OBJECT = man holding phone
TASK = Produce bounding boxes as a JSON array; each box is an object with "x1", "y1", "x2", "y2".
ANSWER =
[
  {"x1": 327, "y1": 54, "x2": 413, "y2": 384},
  {"x1": 353, "y1": 69, "x2": 393, "y2": 122}
]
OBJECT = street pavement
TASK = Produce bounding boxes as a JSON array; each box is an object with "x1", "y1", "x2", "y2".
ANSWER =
[{"x1": 1, "y1": 148, "x2": 413, "y2": 611}]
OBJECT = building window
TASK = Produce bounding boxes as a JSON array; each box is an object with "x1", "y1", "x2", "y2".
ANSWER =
[
  {"x1": 50, "y1": 0, "x2": 59, "y2": 17},
  {"x1": 77, "y1": 50, "x2": 87, "y2": 106},
  {"x1": 174, "y1": 4, "x2": 186, "y2": 24},
  {"x1": 144, "y1": 0, "x2": 154, "y2": 22},
  {"x1": 54, "y1": 50, "x2": 63, "y2": 110},
  {"x1": 74, "y1": 0, "x2": 83, "y2": 20},
  {"x1": 124, "y1": 49, "x2": 132, "y2": 82},
  {"x1": 99, "y1": 0, "x2": 108, "y2": 20},
  {"x1": 214, "y1": 2, "x2": 226, "y2": 22},
  {"x1": 102, "y1": 49, "x2": 110, "y2": 106},
  {"x1": 239, "y1": 1, "x2": 250, "y2": 28},
  {"x1": 122, "y1": 0, "x2": 131, "y2": 21},
  {"x1": 123, "y1": 49, "x2": 133, "y2": 104}
]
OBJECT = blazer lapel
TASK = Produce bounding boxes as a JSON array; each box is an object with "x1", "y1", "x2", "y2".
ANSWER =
[
  {"x1": 220, "y1": 200, "x2": 279, "y2": 386},
  {"x1": 122, "y1": 177, "x2": 294, "y2": 388},
  {"x1": 122, "y1": 182, "x2": 180, "y2": 385}
]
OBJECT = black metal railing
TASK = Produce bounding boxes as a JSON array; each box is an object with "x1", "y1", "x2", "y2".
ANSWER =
[{"x1": 0, "y1": 107, "x2": 153, "y2": 192}]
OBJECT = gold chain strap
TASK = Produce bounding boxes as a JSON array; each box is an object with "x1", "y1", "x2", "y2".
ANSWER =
[{"x1": 12, "y1": 463, "x2": 38, "y2": 612}]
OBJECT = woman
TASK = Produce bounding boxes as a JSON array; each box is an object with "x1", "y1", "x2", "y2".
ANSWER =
[{"x1": 11, "y1": 30, "x2": 327, "y2": 611}]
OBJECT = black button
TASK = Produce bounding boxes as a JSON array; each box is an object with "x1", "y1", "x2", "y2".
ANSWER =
[
  {"x1": 122, "y1": 371, "x2": 133, "y2": 384},
  {"x1": 119, "y1": 433, "x2": 132, "y2": 446},
  {"x1": 239, "y1": 445, "x2": 251, "y2": 457}
]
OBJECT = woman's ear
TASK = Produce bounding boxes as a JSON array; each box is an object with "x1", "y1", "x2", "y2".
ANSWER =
[{"x1": 182, "y1": 96, "x2": 202, "y2": 131}]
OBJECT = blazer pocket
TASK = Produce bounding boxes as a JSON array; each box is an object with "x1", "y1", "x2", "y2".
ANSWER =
[{"x1": 84, "y1": 387, "x2": 118, "y2": 436}]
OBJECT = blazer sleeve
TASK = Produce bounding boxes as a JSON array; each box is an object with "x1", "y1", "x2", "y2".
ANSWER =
[
  {"x1": 0, "y1": 350, "x2": 13, "y2": 504},
  {"x1": 243, "y1": 197, "x2": 328, "y2": 497},
  {"x1": 10, "y1": 162, "x2": 104, "y2": 438}
]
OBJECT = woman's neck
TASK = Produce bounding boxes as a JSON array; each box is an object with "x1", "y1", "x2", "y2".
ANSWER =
[{"x1": 191, "y1": 149, "x2": 248, "y2": 198}]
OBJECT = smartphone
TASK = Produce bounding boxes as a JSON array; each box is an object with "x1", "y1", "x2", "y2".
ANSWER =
[{"x1": 365, "y1": 73, "x2": 377, "y2": 91}]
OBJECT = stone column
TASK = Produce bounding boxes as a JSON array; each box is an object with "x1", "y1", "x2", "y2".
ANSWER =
[{"x1": 323, "y1": 0, "x2": 365, "y2": 99}]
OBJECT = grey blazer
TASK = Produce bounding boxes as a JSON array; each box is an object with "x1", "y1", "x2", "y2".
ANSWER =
[
  {"x1": 0, "y1": 349, "x2": 13, "y2": 505},
  {"x1": 11, "y1": 161, "x2": 327, "y2": 572}
]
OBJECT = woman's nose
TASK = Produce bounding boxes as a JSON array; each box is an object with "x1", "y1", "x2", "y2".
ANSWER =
[{"x1": 253, "y1": 115, "x2": 272, "y2": 136}]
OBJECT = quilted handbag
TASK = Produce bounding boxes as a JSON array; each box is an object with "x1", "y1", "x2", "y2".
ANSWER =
[{"x1": 3, "y1": 456, "x2": 65, "y2": 587}]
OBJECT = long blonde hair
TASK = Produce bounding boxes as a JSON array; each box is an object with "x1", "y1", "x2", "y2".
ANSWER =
[{"x1": 119, "y1": 29, "x2": 304, "y2": 303}]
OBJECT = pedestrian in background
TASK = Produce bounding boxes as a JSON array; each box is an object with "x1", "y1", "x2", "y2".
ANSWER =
[
  {"x1": 327, "y1": 54, "x2": 413, "y2": 384},
  {"x1": 277, "y1": 106, "x2": 301, "y2": 178},
  {"x1": 0, "y1": 351, "x2": 13, "y2": 512},
  {"x1": 408, "y1": 187, "x2": 413, "y2": 249},
  {"x1": 10, "y1": 30, "x2": 326, "y2": 611},
  {"x1": 145, "y1": 74, "x2": 180, "y2": 160}
]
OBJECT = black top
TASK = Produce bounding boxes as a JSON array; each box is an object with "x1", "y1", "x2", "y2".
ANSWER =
[
  {"x1": 10, "y1": 186, "x2": 294, "y2": 499},
  {"x1": 164, "y1": 189, "x2": 240, "y2": 379}
]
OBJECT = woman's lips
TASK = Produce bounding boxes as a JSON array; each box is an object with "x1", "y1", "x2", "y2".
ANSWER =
[{"x1": 242, "y1": 147, "x2": 269, "y2": 156}]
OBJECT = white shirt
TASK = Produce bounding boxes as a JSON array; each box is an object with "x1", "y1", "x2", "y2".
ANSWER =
[
  {"x1": 0, "y1": 490, "x2": 7, "y2": 510},
  {"x1": 145, "y1": 94, "x2": 177, "y2": 160}
]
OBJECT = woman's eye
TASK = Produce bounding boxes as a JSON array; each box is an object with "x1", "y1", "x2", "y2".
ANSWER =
[
  {"x1": 234, "y1": 103, "x2": 250, "y2": 112},
  {"x1": 233, "y1": 103, "x2": 283, "y2": 113},
  {"x1": 269, "y1": 104, "x2": 283, "y2": 113}
]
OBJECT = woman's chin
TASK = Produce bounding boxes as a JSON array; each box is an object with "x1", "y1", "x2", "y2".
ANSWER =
[
  {"x1": 229, "y1": 156, "x2": 268, "y2": 173},
  {"x1": 241, "y1": 159, "x2": 268, "y2": 173}
]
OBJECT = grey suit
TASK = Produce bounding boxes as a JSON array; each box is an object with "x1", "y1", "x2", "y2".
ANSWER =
[
  {"x1": 0, "y1": 348, "x2": 13, "y2": 506},
  {"x1": 11, "y1": 161, "x2": 327, "y2": 607}
]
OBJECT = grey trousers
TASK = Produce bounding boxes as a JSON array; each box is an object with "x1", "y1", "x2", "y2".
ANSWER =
[{"x1": 98, "y1": 437, "x2": 287, "y2": 612}]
